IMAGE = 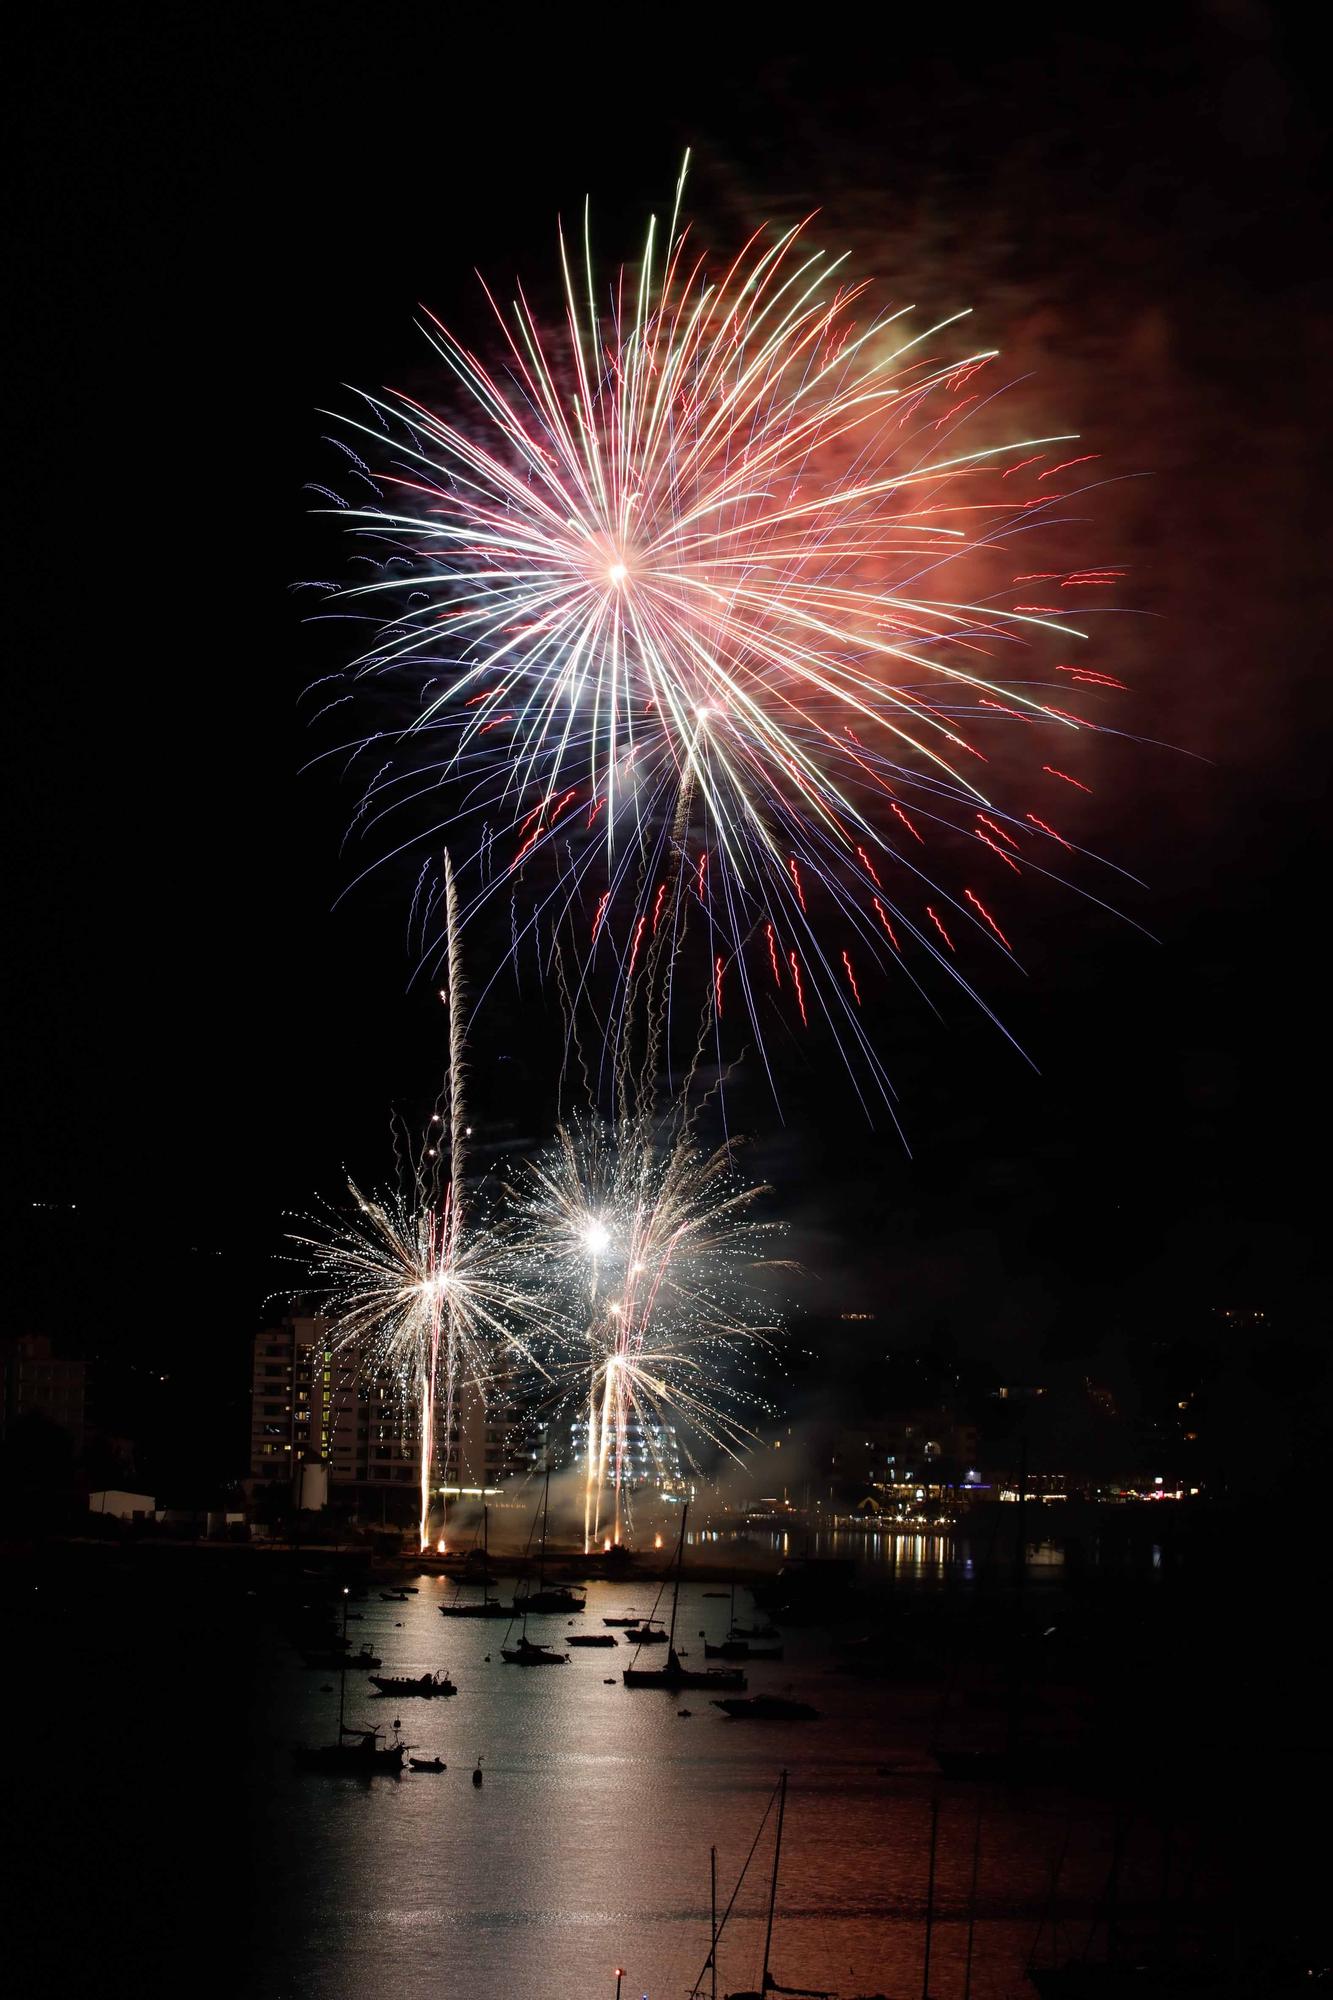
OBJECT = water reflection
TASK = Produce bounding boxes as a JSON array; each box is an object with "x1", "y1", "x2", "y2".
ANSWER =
[{"x1": 17, "y1": 1556, "x2": 1221, "y2": 2000}]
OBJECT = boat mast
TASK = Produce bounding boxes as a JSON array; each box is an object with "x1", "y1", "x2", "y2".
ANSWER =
[
  {"x1": 1008, "y1": 1437, "x2": 1029, "y2": 1758},
  {"x1": 760, "y1": 1769, "x2": 787, "y2": 1998},
  {"x1": 962, "y1": 1801, "x2": 982, "y2": 2000},
  {"x1": 921, "y1": 1786, "x2": 939, "y2": 2000},
  {"x1": 539, "y1": 1459, "x2": 550, "y2": 1592},
  {"x1": 338, "y1": 1586, "x2": 348, "y2": 1737},
  {"x1": 710, "y1": 1844, "x2": 718, "y2": 2000},
  {"x1": 667, "y1": 1504, "x2": 688, "y2": 1653}
]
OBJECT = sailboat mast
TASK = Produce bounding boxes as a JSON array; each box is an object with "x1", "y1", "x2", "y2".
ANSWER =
[
  {"x1": 921, "y1": 1787, "x2": 940, "y2": 2000},
  {"x1": 760, "y1": 1769, "x2": 787, "y2": 1996},
  {"x1": 668, "y1": 1505, "x2": 687, "y2": 1651},
  {"x1": 539, "y1": 1460, "x2": 550, "y2": 1591},
  {"x1": 962, "y1": 1802, "x2": 982, "y2": 2000},
  {"x1": 338, "y1": 1587, "x2": 348, "y2": 1737},
  {"x1": 710, "y1": 1844, "x2": 718, "y2": 2000}
]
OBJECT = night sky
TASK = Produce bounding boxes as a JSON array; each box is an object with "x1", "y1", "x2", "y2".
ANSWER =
[{"x1": 6, "y1": 7, "x2": 1328, "y2": 1477}]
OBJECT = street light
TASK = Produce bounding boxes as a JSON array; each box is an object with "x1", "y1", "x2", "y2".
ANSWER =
[{"x1": 614, "y1": 1970, "x2": 626, "y2": 2000}]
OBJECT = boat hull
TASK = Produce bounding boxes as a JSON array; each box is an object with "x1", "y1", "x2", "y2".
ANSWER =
[
  {"x1": 368, "y1": 1676, "x2": 456, "y2": 1698},
  {"x1": 711, "y1": 1696, "x2": 819, "y2": 1720},
  {"x1": 293, "y1": 1743, "x2": 405, "y2": 1774},
  {"x1": 624, "y1": 1666, "x2": 747, "y2": 1691}
]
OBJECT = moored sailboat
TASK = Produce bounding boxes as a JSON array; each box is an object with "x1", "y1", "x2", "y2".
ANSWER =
[
  {"x1": 295, "y1": 1588, "x2": 406, "y2": 1775},
  {"x1": 623, "y1": 1508, "x2": 747, "y2": 1693},
  {"x1": 438, "y1": 1506, "x2": 513, "y2": 1619},
  {"x1": 513, "y1": 1464, "x2": 587, "y2": 1615}
]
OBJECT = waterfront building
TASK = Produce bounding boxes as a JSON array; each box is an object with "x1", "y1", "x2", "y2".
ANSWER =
[
  {"x1": 246, "y1": 1309, "x2": 535, "y2": 1512},
  {"x1": 569, "y1": 1408, "x2": 685, "y2": 1498},
  {"x1": 0, "y1": 1333, "x2": 87, "y2": 1453}
]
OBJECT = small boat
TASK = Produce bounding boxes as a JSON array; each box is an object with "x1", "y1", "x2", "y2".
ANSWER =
[
  {"x1": 729, "y1": 1623, "x2": 780, "y2": 1643},
  {"x1": 623, "y1": 1509, "x2": 748, "y2": 1692},
  {"x1": 704, "y1": 1639, "x2": 784, "y2": 1661},
  {"x1": 380, "y1": 1590, "x2": 410, "y2": 1601},
  {"x1": 408, "y1": 1755, "x2": 446, "y2": 1773},
  {"x1": 500, "y1": 1629, "x2": 569, "y2": 1666},
  {"x1": 624, "y1": 1622, "x2": 669, "y2": 1646},
  {"x1": 602, "y1": 1615, "x2": 641, "y2": 1627},
  {"x1": 712, "y1": 1695, "x2": 820, "y2": 1721},
  {"x1": 567, "y1": 1632, "x2": 617, "y2": 1648},
  {"x1": 368, "y1": 1671, "x2": 457, "y2": 1699}
]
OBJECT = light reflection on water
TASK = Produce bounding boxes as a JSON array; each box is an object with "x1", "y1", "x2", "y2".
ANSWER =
[{"x1": 240, "y1": 1571, "x2": 1143, "y2": 2000}]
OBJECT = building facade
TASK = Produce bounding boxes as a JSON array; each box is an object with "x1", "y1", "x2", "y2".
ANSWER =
[
  {"x1": 247, "y1": 1310, "x2": 535, "y2": 1509},
  {"x1": 0, "y1": 1334, "x2": 87, "y2": 1453}
]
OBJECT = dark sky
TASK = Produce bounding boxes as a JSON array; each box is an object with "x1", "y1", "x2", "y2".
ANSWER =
[{"x1": 5, "y1": 6, "x2": 1328, "y2": 1418}]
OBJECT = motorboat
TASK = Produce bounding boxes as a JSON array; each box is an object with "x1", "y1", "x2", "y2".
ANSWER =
[{"x1": 368, "y1": 1670, "x2": 457, "y2": 1698}]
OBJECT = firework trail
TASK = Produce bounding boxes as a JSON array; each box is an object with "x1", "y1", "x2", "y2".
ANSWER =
[
  {"x1": 308, "y1": 156, "x2": 1133, "y2": 1116},
  {"x1": 291, "y1": 858, "x2": 549, "y2": 1550},
  {"x1": 422, "y1": 851, "x2": 468, "y2": 1550},
  {"x1": 512, "y1": 1087, "x2": 788, "y2": 1551}
]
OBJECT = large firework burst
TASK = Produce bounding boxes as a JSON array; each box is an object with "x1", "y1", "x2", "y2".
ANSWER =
[{"x1": 309, "y1": 156, "x2": 1129, "y2": 1118}]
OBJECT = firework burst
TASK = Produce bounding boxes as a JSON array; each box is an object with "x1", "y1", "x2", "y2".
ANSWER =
[
  {"x1": 512, "y1": 1103, "x2": 787, "y2": 1551},
  {"x1": 308, "y1": 155, "x2": 1132, "y2": 1119},
  {"x1": 290, "y1": 858, "x2": 550, "y2": 1549}
]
